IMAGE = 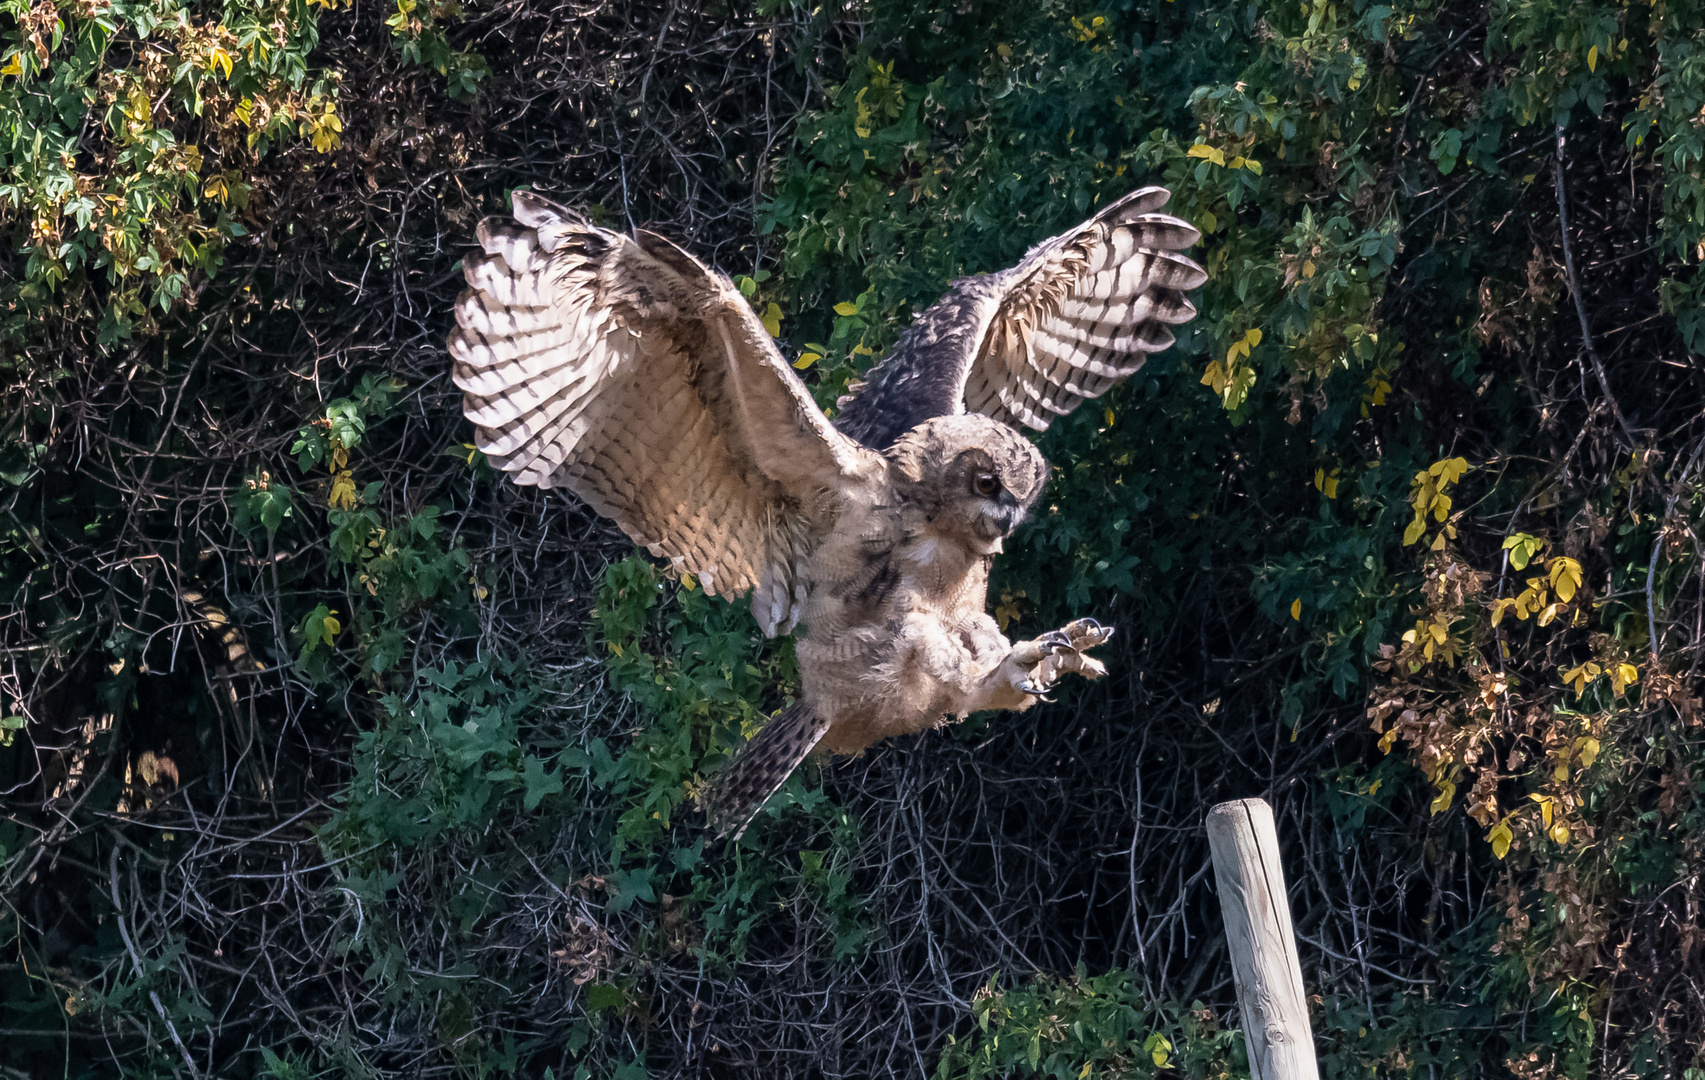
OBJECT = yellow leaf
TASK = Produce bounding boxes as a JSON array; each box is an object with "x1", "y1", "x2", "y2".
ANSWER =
[
  {"x1": 322, "y1": 613, "x2": 341, "y2": 641},
  {"x1": 1562, "y1": 662, "x2": 1599, "y2": 695},
  {"x1": 1144, "y1": 1034, "x2": 1173, "y2": 1068},
  {"x1": 1104, "y1": 407, "x2": 1115, "y2": 427},
  {"x1": 1516, "y1": 582, "x2": 1544, "y2": 615},
  {"x1": 1430, "y1": 456, "x2": 1470, "y2": 483},
  {"x1": 1314, "y1": 468, "x2": 1325, "y2": 491},
  {"x1": 1575, "y1": 735, "x2": 1600, "y2": 769},
  {"x1": 1430, "y1": 779, "x2": 1456, "y2": 815},
  {"x1": 761, "y1": 302, "x2": 783, "y2": 337},
  {"x1": 1536, "y1": 602, "x2": 1564, "y2": 627},
  {"x1": 1302, "y1": 259, "x2": 1317, "y2": 279},
  {"x1": 1290, "y1": 598, "x2": 1302, "y2": 621},
  {"x1": 1200, "y1": 360, "x2": 1228, "y2": 394},
  {"x1": 680, "y1": 573, "x2": 698, "y2": 591},
  {"x1": 1186, "y1": 143, "x2": 1226, "y2": 166},
  {"x1": 1613, "y1": 663, "x2": 1639, "y2": 696},
  {"x1": 1549, "y1": 556, "x2": 1583, "y2": 601},
  {"x1": 0, "y1": 54, "x2": 24, "y2": 78},
  {"x1": 1246, "y1": 328, "x2": 1263, "y2": 348},
  {"x1": 1549, "y1": 820, "x2": 1571, "y2": 844},
  {"x1": 1491, "y1": 598, "x2": 1518, "y2": 627},
  {"x1": 328, "y1": 471, "x2": 358, "y2": 510},
  {"x1": 1402, "y1": 517, "x2": 1426, "y2": 546},
  {"x1": 1587, "y1": 45, "x2": 1598, "y2": 71},
  {"x1": 1378, "y1": 727, "x2": 1398, "y2": 753},
  {"x1": 1489, "y1": 819, "x2": 1513, "y2": 859},
  {"x1": 1431, "y1": 492, "x2": 1452, "y2": 521},
  {"x1": 833, "y1": 301, "x2": 859, "y2": 317},
  {"x1": 211, "y1": 46, "x2": 234, "y2": 79},
  {"x1": 793, "y1": 351, "x2": 821, "y2": 370},
  {"x1": 1430, "y1": 531, "x2": 1446, "y2": 551},
  {"x1": 1531, "y1": 793, "x2": 1554, "y2": 827}
]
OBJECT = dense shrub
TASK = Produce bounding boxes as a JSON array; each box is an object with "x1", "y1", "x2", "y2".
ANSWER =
[{"x1": 3, "y1": 0, "x2": 1704, "y2": 1076}]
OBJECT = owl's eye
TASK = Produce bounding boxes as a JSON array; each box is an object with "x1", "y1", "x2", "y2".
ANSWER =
[{"x1": 973, "y1": 473, "x2": 1001, "y2": 497}]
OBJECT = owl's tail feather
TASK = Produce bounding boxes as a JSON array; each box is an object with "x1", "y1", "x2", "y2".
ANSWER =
[{"x1": 703, "y1": 703, "x2": 831, "y2": 841}]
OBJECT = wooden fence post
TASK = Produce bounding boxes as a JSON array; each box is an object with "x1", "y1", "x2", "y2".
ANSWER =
[{"x1": 1205, "y1": 798, "x2": 1320, "y2": 1080}]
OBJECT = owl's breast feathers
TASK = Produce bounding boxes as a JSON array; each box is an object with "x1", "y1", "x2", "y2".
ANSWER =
[{"x1": 795, "y1": 470, "x2": 1003, "y2": 750}]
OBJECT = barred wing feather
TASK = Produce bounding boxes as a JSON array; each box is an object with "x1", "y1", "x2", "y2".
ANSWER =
[
  {"x1": 834, "y1": 186, "x2": 1207, "y2": 448},
  {"x1": 450, "y1": 192, "x2": 877, "y2": 636}
]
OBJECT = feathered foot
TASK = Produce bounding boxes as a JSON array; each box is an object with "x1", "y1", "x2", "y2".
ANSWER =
[
  {"x1": 1008, "y1": 618, "x2": 1115, "y2": 696},
  {"x1": 701, "y1": 703, "x2": 831, "y2": 841}
]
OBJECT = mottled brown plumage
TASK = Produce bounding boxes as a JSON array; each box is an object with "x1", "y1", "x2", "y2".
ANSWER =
[{"x1": 449, "y1": 187, "x2": 1206, "y2": 838}]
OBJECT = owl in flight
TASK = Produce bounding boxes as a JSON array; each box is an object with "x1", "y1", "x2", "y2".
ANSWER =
[{"x1": 450, "y1": 187, "x2": 1206, "y2": 839}]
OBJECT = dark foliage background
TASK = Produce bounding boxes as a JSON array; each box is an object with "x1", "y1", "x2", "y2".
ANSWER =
[{"x1": 3, "y1": 0, "x2": 1705, "y2": 1077}]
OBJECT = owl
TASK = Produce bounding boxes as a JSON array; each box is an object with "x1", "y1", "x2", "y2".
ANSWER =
[{"x1": 450, "y1": 187, "x2": 1206, "y2": 838}]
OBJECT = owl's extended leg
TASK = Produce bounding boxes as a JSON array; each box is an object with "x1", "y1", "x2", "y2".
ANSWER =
[
  {"x1": 907, "y1": 614, "x2": 1118, "y2": 716},
  {"x1": 982, "y1": 617, "x2": 1111, "y2": 702},
  {"x1": 1012, "y1": 618, "x2": 1115, "y2": 695}
]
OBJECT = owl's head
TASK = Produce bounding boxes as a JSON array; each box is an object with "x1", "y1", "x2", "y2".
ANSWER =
[{"x1": 887, "y1": 414, "x2": 1049, "y2": 555}]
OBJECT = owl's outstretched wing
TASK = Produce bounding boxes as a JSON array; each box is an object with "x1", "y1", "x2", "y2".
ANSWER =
[
  {"x1": 451, "y1": 191, "x2": 880, "y2": 635},
  {"x1": 833, "y1": 186, "x2": 1208, "y2": 449}
]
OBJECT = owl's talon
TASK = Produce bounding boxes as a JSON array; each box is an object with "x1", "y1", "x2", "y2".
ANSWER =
[
  {"x1": 1037, "y1": 630, "x2": 1075, "y2": 653},
  {"x1": 1018, "y1": 677, "x2": 1055, "y2": 699}
]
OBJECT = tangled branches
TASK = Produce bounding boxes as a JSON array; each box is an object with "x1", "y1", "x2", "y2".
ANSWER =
[{"x1": 3, "y1": 0, "x2": 1705, "y2": 1077}]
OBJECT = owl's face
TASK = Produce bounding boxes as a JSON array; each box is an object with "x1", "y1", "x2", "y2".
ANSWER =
[{"x1": 887, "y1": 414, "x2": 1049, "y2": 555}]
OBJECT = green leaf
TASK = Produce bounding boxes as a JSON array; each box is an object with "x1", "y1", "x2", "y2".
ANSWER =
[
  {"x1": 585, "y1": 983, "x2": 626, "y2": 1012},
  {"x1": 522, "y1": 755, "x2": 563, "y2": 810}
]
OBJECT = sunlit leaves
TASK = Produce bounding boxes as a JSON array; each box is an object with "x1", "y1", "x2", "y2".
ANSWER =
[
  {"x1": 1502, "y1": 532, "x2": 1546, "y2": 570},
  {"x1": 1314, "y1": 467, "x2": 1340, "y2": 498},
  {"x1": 1402, "y1": 458, "x2": 1470, "y2": 548},
  {"x1": 1429, "y1": 776, "x2": 1456, "y2": 815},
  {"x1": 1489, "y1": 553, "x2": 1585, "y2": 627},
  {"x1": 1143, "y1": 1032, "x2": 1172, "y2": 1068},
  {"x1": 1200, "y1": 327, "x2": 1261, "y2": 409},
  {"x1": 1186, "y1": 142, "x2": 1226, "y2": 166},
  {"x1": 1489, "y1": 818, "x2": 1514, "y2": 859},
  {"x1": 0, "y1": 0, "x2": 343, "y2": 338},
  {"x1": 1561, "y1": 660, "x2": 1637, "y2": 698},
  {"x1": 1549, "y1": 556, "x2": 1583, "y2": 602}
]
